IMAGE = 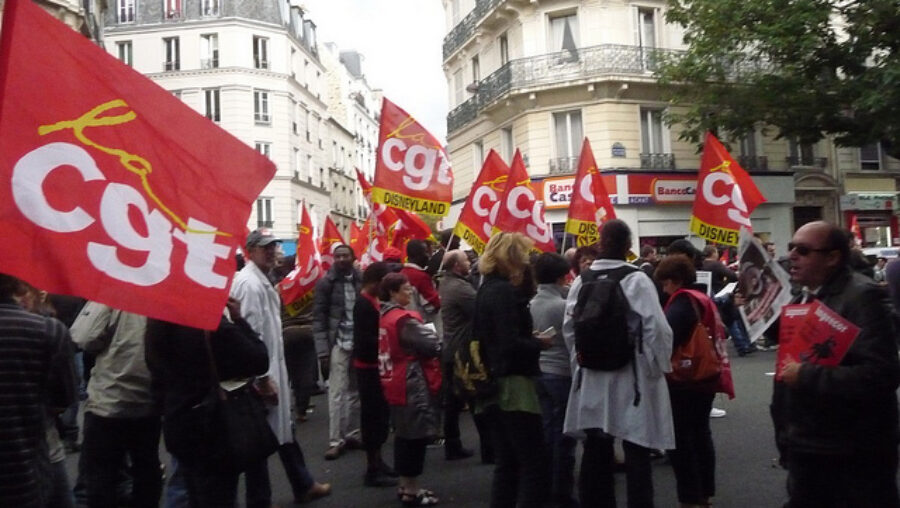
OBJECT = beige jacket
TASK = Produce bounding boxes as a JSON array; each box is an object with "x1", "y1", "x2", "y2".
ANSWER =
[{"x1": 71, "y1": 302, "x2": 155, "y2": 418}]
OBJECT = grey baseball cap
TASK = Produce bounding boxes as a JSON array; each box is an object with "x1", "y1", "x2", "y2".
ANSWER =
[{"x1": 246, "y1": 228, "x2": 280, "y2": 248}]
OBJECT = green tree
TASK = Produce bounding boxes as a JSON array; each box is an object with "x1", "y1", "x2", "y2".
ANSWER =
[{"x1": 657, "y1": 0, "x2": 900, "y2": 157}]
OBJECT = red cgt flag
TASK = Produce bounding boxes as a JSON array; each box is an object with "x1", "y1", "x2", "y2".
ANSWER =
[
  {"x1": 453, "y1": 150, "x2": 509, "y2": 255},
  {"x1": 372, "y1": 98, "x2": 452, "y2": 217},
  {"x1": 492, "y1": 150, "x2": 556, "y2": 252},
  {"x1": 349, "y1": 220, "x2": 367, "y2": 259},
  {"x1": 278, "y1": 203, "x2": 321, "y2": 316},
  {"x1": 690, "y1": 132, "x2": 766, "y2": 247},
  {"x1": 357, "y1": 167, "x2": 430, "y2": 246},
  {"x1": 0, "y1": 0, "x2": 275, "y2": 330},
  {"x1": 318, "y1": 216, "x2": 345, "y2": 272},
  {"x1": 565, "y1": 138, "x2": 615, "y2": 247}
]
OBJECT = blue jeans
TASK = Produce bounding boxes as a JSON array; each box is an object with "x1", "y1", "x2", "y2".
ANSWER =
[
  {"x1": 714, "y1": 295, "x2": 752, "y2": 353},
  {"x1": 164, "y1": 456, "x2": 190, "y2": 508},
  {"x1": 244, "y1": 441, "x2": 314, "y2": 506},
  {"x1": 536, "y1": 374, "x2": 579, "y2": 508}
]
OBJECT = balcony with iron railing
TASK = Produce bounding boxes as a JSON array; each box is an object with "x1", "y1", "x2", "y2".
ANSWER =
[
  {"x1": 443, "y1": 0, "x2": 503, "y2": 60},
  {"x1": 640, "y1": 153, "x2": 676, "y2": 170},
  {"x1": 200, "y1": 58, "x2": 219, "y2": 69},
  {"x1": 786, "y1": 156, "x2": 828, "y2": 170},
  {"x1": 737, "y1": 155, "x2": 769, "y2": 172},
  {"x1": 447, "y1": 44, "x2": 678, "y2": 134},
  {"x1": 548, "y1": 156, "x2": 579, "y2": 175},
  {"x1": 163, "y1": 60, "x2": 180, "y2": 71}
]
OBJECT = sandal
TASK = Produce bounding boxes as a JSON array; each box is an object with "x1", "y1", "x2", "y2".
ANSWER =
[
  {"x1": 396, "y1": 488, "x2": 436, "y2": 500},
  {"x1": 399, "y1": 489, "x2": 439, "y2": 506}
]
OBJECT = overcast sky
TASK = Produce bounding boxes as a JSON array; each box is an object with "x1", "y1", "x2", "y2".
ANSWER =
[{"x1": 304, "y1": 0, "x2": 449, "y2": 142}]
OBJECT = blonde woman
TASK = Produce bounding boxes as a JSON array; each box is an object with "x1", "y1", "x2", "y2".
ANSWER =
[{"x1": 472, "y1": 232, "x2": 552, "y2": 508}]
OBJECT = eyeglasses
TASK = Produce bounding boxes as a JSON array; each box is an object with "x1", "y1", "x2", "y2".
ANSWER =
[{"x1": 787, "y1": 242, "x2": 833, "y2": 256}]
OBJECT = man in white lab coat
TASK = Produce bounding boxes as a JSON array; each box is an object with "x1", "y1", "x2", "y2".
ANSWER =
[{"x1": 231, "y1": 228, "x2": 331, "y2": 506}]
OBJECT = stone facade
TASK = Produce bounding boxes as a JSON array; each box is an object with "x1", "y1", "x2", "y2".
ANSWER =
[{"x1": 102, "y1": 0, "x2": 378, "y2": 242}]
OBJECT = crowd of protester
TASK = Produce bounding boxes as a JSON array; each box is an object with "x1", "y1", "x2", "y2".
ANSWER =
[{"x1": 1, "y1": 219, "x2": 898, "y2": 507}]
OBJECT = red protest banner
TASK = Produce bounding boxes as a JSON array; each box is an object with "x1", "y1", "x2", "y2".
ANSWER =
[
  {"x1": 453, "y1": 150, "x2": 509, "y2": 255},
  {"x1": 372, "y1": 98, "x2": 452, "y2": 216},
  {"x1": 278, "y1": 204, "x2": 321, "y2": 316},
  {"x1": 565, "y1": 138, "x2": 615, "y2": 247},
  {"x1": 492, "y1": 150, "x2": 556, "y2": 253},
  {"x1": 318, "y1": 216, "x2": 345, "y2": 272},
  {"x1": 690, "y1": 132, "x2": 766, "y2": 246},
  {"x1": 0, "y1": 0, "x2": 275, "y2": 329}
]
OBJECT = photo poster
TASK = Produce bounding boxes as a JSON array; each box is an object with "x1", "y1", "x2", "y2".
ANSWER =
[
  {"x1": 696, "y1": 270, "x2": 713, "y2": 296},
  {"x1": 776, "y1": 302, "x2": 860, "y2": 380},
  {"x1": 737, "y1": 230, "x2": 794, "y2": 343}
]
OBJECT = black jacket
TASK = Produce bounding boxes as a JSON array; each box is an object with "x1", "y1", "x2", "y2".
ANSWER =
[
  {"x1": 472, "y1": 274, "x2": 540, "y2": 378},
  {"x1": 145, "y1": 316, "x2": 269, "y2": 421},
  {"x1": 773, "y1": 266, "x2": 900, "y2": 457}
]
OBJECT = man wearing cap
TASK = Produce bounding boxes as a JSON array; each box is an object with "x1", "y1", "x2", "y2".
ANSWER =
[{"x1": 232, "y1": 229, "x2": 330, "y2": 506}]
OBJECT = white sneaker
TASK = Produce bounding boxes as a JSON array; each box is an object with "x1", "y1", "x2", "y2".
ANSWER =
[{"x1": 710, "y1": 407, "x2": 727, "y2": 418}]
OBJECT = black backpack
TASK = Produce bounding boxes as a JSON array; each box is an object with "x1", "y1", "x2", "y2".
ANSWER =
[{"x1": 572, "y1": 265, "x2": 639, "y2": 371}]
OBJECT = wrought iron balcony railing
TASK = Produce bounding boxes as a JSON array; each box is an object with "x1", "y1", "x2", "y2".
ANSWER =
[
  {"x1": 163, "y1": 60, "x2": 180, "y2": 71},
  {"x1": 200, "y1": 58, "x2": 219, "y2": 69},
  {"x1": 737, "y1": 155, "x2": 768, "y2": 171},
  {"x1": 443, "y1": 0, "x2": 502, "y2": 60},
  {"x1": 640, "y1": 153, "x2": 676, "y2": 170},
  {"x1": 786, "y1": 156, "x2": 828, "y2": 169},
  {"x1": 549, "y1": 157, "x2": 580, "y2": 175},
  {"x1": 447, "y1": 44, "x2": 678, "y2": 134}
]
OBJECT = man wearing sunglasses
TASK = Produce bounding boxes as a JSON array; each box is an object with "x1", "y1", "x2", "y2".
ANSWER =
[{"x1": 775, "y1": 221, "x2": 900, "y2": 507}]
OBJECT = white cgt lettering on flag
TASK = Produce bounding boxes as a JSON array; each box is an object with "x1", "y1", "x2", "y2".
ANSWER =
[{"x1": 12, "y1": 142, "x2": 231, "y2": 288}]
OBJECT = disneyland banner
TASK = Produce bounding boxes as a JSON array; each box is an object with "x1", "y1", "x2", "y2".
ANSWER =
[
  {"x1": 492, "y1": 150, "x2": 556, "y2": 253},
  {"x1": 0, "y1": 0, "x2": 275, "y2": 329},
  {"x1": 690, "y1": 132, "x2": 766, "y2": 246},
  {"x1": 279, "y1": 204, "x2": 322, "y2": 316},
  {"x1": 565, "y1": 138, "x2": 616, "y2": 247},
  {"x1": 453, "y1": 150, "x2": 510, "y2": 255},
  {"x1": 372, "y1": 98, "x2": 453, "y2": 216}
]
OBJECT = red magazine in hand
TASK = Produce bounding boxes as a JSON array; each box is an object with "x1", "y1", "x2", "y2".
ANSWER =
[{"x1": 776, "y1": 301, "x2": 860, "y2": 380}]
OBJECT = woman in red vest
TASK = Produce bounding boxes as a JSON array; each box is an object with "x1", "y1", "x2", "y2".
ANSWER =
[{"x1": 378, "y1": 272, "x2": 442, "y2": 507}]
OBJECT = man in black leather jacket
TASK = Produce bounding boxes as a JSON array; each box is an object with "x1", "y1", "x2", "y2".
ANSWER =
[{"x1": 775, "y1": 221, "x2": 900, "y2": 507}]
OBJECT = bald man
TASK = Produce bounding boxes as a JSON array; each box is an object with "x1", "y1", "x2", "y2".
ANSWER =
[
  {"x1": 438, "y1": 250, "x2": 480, "y2": 461},
  {"x1": 775, "y1": 221, "x2": 899, "y2": 507}
]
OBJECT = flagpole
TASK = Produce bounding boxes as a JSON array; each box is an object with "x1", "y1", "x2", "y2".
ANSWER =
[
  {"x1": 436, "y1": 231, "x2": 456, "y2": 273},
  {"x1": 560, "y1": 232, "x2": 568, "y2": 255}
]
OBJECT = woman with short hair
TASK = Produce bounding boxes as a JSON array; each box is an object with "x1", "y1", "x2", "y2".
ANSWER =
[{"x1": 378, "y1": 272, "x2": 442, "y2": 506}]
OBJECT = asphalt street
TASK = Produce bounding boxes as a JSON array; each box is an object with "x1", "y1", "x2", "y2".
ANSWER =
[{"x1": 64, "y1": 347, "x2": 805, "y2": 507}]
